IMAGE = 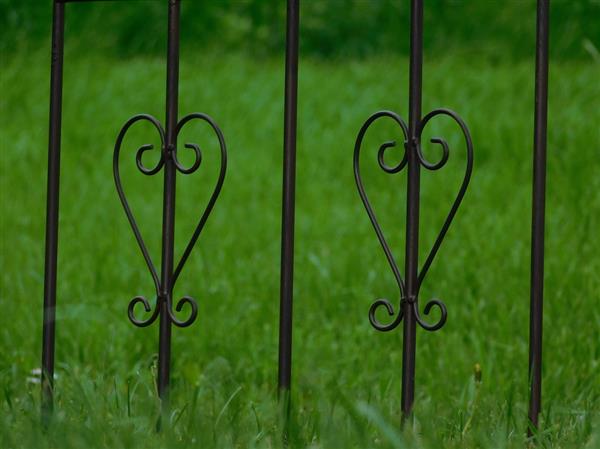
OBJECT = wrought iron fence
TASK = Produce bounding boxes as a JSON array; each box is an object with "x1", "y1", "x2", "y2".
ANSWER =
[{"x1": 40, "y1": 0, "x2": 550, "y2": 439}]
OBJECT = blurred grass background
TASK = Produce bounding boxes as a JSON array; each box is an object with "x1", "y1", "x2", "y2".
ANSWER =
[
  {"x1": 2, "y1": 0, "x2": 600, "y2": 60},
  {"x1": 1, "y1": 1, "x2": 599, "y2": 448}
]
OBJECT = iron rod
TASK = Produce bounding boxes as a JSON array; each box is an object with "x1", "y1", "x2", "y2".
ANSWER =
[
  {"x1": 157, "y1": 0, "x2": 180, "y2": 412},
  {"x1": 528, "y1": 0, "x2": 550, "y2": 436},
  {"x1": 41, "y1": 0, "x2": 65, "y2": 421},
  {"x1": 401, "y1": 0, "x2": 423, "y2": 422},
  {"x1": 278, "y1": 0, "x2": 300, "y2": 401}
]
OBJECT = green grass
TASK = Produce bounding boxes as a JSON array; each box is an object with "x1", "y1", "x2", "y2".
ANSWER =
[{"x1": 0, "y1": 48, "x2": 599, "y2": 448}]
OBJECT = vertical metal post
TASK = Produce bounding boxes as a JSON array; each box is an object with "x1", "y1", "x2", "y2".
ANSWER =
[
  {"x1": 158, "y1": 0, "x2": 180, "y2": 413},
  {"x1": 278, "y1": 0, "x2": 299, "y2": 411},
  {"x1": 401, "y1": 0, "x2": 423, "y2": 422},
  {"x1": 355, "y1": 0, "x2": 472, "y2": 427},
  {"x1": 41, "y1": 0, "x2": 65, "y2": 421},
  {"x1": 528, "y1": 0, "x2": 549, "y2": 436}
]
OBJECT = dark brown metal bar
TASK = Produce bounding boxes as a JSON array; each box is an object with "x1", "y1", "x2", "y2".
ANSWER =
[
  {"x1": 528, "y1": 0, "x2": 550, "y2": 436},
  {"x1": 41, "y1": 0, "x2": 65, "y2": 421},
  {"x1": 278, "y1": 0, "x2": 300, "y2": 403},
  {"x1": 401, "y1": 0, "x2": 423, "y2": 422},
  {"x1": 353, "y1": 0, "x2": 472, "y2": 427},
  {"x1": 157, "y1": 0, "x2": 180, "y2": 413}
]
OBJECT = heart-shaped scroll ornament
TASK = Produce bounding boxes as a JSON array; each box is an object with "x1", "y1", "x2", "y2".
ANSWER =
[
  {"x1": 353, "y1": 108, "x2": 473, "y2": 332},
  {"x1": 113, "y1": 112, "x2": 227, "y2": 328}
]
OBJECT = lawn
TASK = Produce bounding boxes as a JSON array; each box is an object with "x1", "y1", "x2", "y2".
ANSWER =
[{"x1": 0, "y1": 47, "x2": 599, "y2": 448}]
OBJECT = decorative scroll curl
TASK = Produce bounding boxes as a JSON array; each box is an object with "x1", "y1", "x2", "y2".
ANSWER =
[
  {"x1": 354, "y1": 111, "x2": 408, "y2": 332},
  {"x1": 113, "y1": 112, "x2": 227, "y2": 328},
  {"x1": 353, "y1": 108, "x2": 473, "y2": 333}
]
